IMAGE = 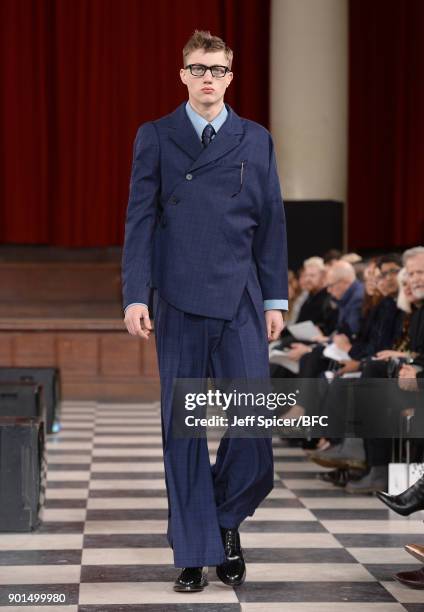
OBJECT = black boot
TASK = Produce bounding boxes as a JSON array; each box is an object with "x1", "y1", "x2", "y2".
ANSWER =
[
  {"x1": 173, "y1": 567, "x2": 208, "y2": 592},
  {"x1": 216, "y1": 527, "x2": 246, "y2": 586},
  {"x1": 377, "y1": 475, "x2": 424, "y2": 516}
]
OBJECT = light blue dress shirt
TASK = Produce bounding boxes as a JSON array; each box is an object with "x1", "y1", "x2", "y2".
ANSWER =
[{"x1": 124, "y1": 101, "x2": 288, "y2": 314}]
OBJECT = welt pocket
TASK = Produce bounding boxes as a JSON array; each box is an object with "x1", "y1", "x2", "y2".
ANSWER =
[
  {"x1": 211, "y1": 160, "x2": 248, "y2": 197},
  {"x1": 214, "y1": 159, "x2": 248, "y2": 168}
]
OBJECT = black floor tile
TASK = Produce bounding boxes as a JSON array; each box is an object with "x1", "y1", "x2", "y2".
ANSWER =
[
  {"x1": 235, "y1": 581, "x2": 397, "y2": 602},
  {"x1": 88, "y1": 490, "x2": 168, "y2": 498},
  {"x1": 86, "y1": 509, "x2": 168, "y2": 521},
  {"x1": 240, "y1": 521, "x2": 326, "y2": 533},
  {"x1": 243, "y1": 547, "x2": 356, "y2": 563},
  {"x1": 83, "y1": 534, "x2": 169, "y2": 548},
  {"x1": 0, "y1": 550, "x2": 82, "y2": 565}
]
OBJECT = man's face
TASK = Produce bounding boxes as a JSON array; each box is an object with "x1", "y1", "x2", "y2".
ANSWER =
[
  {"x1": 180, "y1": 49, "x2": 233, "y2": 108},
  {"x1": 303, "y1": 265, "x2": 325, "y2": 292},
  {"x1": 379, "y1": 262, "x2": 401, "y2": 297},
  {"x1": 326, "y1": 271, "x2": 350, "y2": 301},
  {"x1": 406, "y1": 254, "x2": 424, "y2": 300}
]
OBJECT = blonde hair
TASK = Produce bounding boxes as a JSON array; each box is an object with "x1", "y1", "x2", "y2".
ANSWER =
[
  {"x1": 183, "y1": 30, "x2": 233, "y2": 69},
  {"x1": 342, "y1": 252, "x2": 362, "y2": 264},
  {"x1": 303, "y1": 256, "x2": 325, "y2": 270}
]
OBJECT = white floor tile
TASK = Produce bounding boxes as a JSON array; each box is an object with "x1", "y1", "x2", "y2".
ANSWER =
[
  {"x1": 82, "y1": 547, "x2": 173, "y2": 565},
  {"x1": 348, "y1": 547, "x2": 422, "y2": 564},
  {"x1": 79, "y1": 581, "x2": 239, "y2": 605},
  {"x1": 246, "y1": 563, "x2": 375, "y2": 581},
  {"x1": 0, "y1": 534, "x2": 83, "y2": 551},
  {"x1": 0, "y1": 565, "x2": 80, "y2": 584},
  {"x1": 322, "y1": 520, "x2": 424, "y2": 534},
  {"x1": 89, "y1": 479, "x2": 166, "y2": 490}
]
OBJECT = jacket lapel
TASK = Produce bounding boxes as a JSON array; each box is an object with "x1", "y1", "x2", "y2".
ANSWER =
[
  {"x1": 167, "y1": 102, "x2": 204, "y2": 160},
  {"x1": 167, "y1": 102, "x2": 244, "y2": 169}
]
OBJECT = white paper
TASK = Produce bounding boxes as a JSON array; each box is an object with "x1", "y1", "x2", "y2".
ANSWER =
[
  {"x1": 323, "y1": 343, "x2": 351, "y2": 362},
  {"x1": 269, "y1": 349, "x2": 300, "y2": 374},
  {"x1": 340, "y1": 372, "x2": 362, "y2": 379},
  {"x1": 287, "y1": 320, "x2": 322, "y2": 342}
]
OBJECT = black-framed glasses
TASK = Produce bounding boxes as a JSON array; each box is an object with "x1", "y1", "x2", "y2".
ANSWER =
[
  {"x1": 185, "y1": 64, "x2": 230, "y2": 78},
  {"x1": 381, "y1": 268, "x2": 401, "y2": 278}
]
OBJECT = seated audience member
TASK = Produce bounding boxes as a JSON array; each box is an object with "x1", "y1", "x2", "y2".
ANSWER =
[
  {"x1": 271, "y1": 257, "x2": 339, "y2": 378},
  {"x1": 374, "y1": 248, "x2": 424, "y2": 589},
  {"x1": 279, "y1": 257, "x2": 338, "y2": 350},
  {"x1": 312, "y1": 249, "x2": 424, "y2": 493},
  {"x1": 310, "y1": 255, "x2": 403, "y2": 478},
  {"x1": 293, "y1": 260, "x2": 364, "y2": 379},
  {"x1": 337, "y1": 255, "x2": 403, "y2": 371},
  {"x1": 296, "y1": 257, "x2": 338, "y2": 335},
  {"x1": 284, "y1": 268, "x2": 307, "y2": 325}
]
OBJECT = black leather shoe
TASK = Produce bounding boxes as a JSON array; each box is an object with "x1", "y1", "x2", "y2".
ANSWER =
[
  {"x1": 216, "y1": 527, "x2": 246, "y2": 586},
  {"x1": 377, "y1": 475, "x2": 424, "y2": 516},
  {"x1": 319, "y1": 468, "x2": 349, "y2": 486},
  {"x1": 173, "y1": 567, "x2": 208, "y2": 592}
]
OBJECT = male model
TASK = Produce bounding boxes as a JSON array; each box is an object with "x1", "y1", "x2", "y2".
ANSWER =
[{"x1": 122, "y1": 30, "x2": 288, "y2": 591}]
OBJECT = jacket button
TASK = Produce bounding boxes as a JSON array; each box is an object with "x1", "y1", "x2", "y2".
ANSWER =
[
  {"x1": 170, "y1": 195, "x2": 179, "y2": 204},
  {"x1": 185, "y1": 173, "x2": 193, "y2": 181}
]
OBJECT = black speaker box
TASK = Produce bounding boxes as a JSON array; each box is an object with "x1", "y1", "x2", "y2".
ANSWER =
[
  {"x1": 0, "y1": 417, "x2": 46, "y2": 531},
  {"x1": 0, "y1": 368, "x2": 60, "y2": 433}
]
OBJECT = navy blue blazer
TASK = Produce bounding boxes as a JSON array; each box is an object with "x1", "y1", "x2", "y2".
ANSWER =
[{"x1": 122, "y1": 102, "x2": 289, "y2": 320}]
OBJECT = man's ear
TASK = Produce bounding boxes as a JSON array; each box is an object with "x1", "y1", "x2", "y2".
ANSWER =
[{"x1": 180, "y1": 68, "x2": 188, "y2": 85}]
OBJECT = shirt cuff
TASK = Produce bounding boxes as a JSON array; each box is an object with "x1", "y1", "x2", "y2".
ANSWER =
[
  {"x1": 264, "y1": 299, "x2": 289, "y2": 311},
  {"x1": 124, "y1": 302, "x2": 148, "y2": 314}
]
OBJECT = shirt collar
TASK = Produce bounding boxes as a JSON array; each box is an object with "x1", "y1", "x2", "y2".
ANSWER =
[{"x1": 185, "y1": 101, "x2": 228, "y2": 141}]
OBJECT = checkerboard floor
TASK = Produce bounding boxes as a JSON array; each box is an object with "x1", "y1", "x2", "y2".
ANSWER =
[{"x1": 2, "y1": 401, "x2": 424, "y2": 611}]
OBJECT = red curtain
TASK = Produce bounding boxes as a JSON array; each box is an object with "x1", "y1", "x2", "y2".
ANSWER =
[
  {"x1": 348, "y1": 0, "x2": 424, "y2": 250},
  {"x1": 0, "y1": 0, "x2": 270, "y2": 246}
]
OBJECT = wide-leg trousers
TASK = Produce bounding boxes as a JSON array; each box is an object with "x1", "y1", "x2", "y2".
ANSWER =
[{"x1": 152, "y1": 285, "x2": 274, "y2": 567}]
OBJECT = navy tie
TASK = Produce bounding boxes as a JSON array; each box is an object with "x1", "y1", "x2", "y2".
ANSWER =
[{"x1": 202, "y1": 123, "x2": 215, "y2": 147}]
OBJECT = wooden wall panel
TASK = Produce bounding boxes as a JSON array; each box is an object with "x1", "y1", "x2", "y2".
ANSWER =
[
  {"x1": 0, "y1": 329, "x2": 160, "y2": 401},
  {"x1": 57, "y1": 334, "x2": 98, "y2": 376},
  {"x1": 100, "y1": 334, "x2": 142, "y2": 376},
  {"x1": 14, "y1": 333, "x2": 56, "y2": 365},
  {"x1": 0, "y1": 334, "x2": 13, "y2": 364}
]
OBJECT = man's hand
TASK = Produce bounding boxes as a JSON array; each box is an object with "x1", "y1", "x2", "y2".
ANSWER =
[
  {"x1": 124, "y1": 304, "x2": 152, "y2": 340},
  {"x1": 265, "y1": 309, "x2": 285, "y2": 342},
  {"x1": 335, "y1": 359, "x2": 360, "y2": 377},
  {"x1": 312, "y1": 333, "x2": 329, "y2": 343},
  {"x1": 398, "y1": 364, "x2": 419, "y2": 392},
  {"x1": 375, "y1": 350, "x2": 406, "y2": 361},
  {"x1": 286, "y1": 342, "x2": 313, "y2": 361}
]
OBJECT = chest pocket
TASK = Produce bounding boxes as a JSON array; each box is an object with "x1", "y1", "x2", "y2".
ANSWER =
[{"x1": 212, "y1": 159, "x2": 248, "y2": 197}]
